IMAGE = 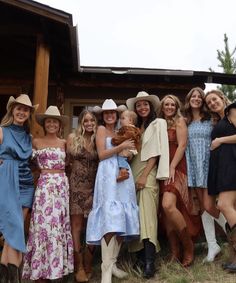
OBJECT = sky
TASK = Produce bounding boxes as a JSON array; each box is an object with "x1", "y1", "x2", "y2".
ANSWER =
[{"x1": 37, "y1": 0, "x2": 236, "y2": 90}]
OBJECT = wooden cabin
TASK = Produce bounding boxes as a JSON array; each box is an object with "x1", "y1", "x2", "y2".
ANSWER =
[{"x1": 0, "y1": 0, "x2": 235, "y2": 137}]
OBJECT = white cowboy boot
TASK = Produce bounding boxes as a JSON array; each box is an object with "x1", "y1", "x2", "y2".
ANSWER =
[
  {"x1": 101, "y1": 236, "x2": 115, "y2": 283},
  {"x1": 201, "y1": 211, "x2": 221, "y2": 262},
  {"x1": 112, "y1": 238, "x2": 128, "y2": 279}
]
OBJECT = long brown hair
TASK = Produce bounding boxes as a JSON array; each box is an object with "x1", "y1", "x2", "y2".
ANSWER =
[{"x1": 184, "y1": 87, "x2": 211, "y2": 125}]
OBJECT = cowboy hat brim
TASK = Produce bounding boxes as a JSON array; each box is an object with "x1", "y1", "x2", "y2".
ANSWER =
[
  {"x1": 93, "y1": 104, "x2": 127, "y2": 114},
  {"x1": 126, "y1": 95, "x2": 160, "y2": 111},
  {"x1": 36, "y1": 114, "x2": 68, "y2": 127},
  {"x1": 6, "y1": 96, "x2": 39, "y2": 112}
]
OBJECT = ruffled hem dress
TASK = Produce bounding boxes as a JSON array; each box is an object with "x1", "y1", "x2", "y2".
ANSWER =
[
  {"x1": 160, "y1": 128, "x2": 201, "y2": 238},
  {"x1": 86, "y1": 137, "x2": 139, "y2": 245},
  {"x1": 22, "y1": 148, "x2": 74, "y2": 280},
  {"x1": 0, "y1": 124, "x2": 34, "y2": 253}
]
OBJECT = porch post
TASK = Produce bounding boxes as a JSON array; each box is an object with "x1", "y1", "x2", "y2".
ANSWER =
[{"x1": 32, "y1": 34, "x2": 50, "y2": 138}]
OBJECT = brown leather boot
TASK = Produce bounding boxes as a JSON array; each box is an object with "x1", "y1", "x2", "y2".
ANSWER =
[
  {"x1": 223, "y1": 223, "x2": 236, "y2": 272},
  {"x1": 74, "y1": 251, "x2": 88, "y2": 282},
  {"x1": 167, "y1": 231, "x2": 181, "y2": 262},
  {"x1": 84, "y1": 245, "x2": 95, "y2": 280},
  {"x1": 116, "y1": 168, "x2": 129, "y2": 182},
  {"x1": 0, "y1": 263, "x2": 8, "y2": 283},
  {"x1": 179, "y1": 227, "x2": 194, "y2": 267},
  {"x1": 8, "y1": 263, "x2": 21, "y2": 283}
]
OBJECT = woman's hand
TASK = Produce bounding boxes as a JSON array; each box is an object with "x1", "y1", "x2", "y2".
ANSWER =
[
  {"x1": 210, "y1": 138, "x2": 222, "y2": 150},
  {"x1": 165, "y1": 166, "x2": 175, "y2": 185},
  {"x1": 120, "y1": 139, "x2": 135, "y2": 151},
  {"x1": 136, "y1": 175, "x2": 147, "y2": 191}
]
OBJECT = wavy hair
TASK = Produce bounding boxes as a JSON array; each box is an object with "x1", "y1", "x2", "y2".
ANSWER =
[
  {"x1": 205, "y1": 89, "x2": 231, "y2": 122},
  {"x1": 158, "y1": 94, "x2": 182, "y2": 128},
  {"x1": 0, "y1": 103, "x2": 32, "y2": 133},
  {"x1": 184, "y1": 87, "x2": 211, "y2": 125},
  {"x1": 69, "y1": 110, "x2": 97, "y2": 156}
]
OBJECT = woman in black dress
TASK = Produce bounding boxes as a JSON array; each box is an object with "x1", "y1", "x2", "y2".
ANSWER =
[{"x1": 205, "y1": 90, "x2": 236, "y2": 272}]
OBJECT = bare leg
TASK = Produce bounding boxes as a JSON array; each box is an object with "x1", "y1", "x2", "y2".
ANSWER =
[{"x1": 218, "y1": 191, "x2": 236, "y2": 227}]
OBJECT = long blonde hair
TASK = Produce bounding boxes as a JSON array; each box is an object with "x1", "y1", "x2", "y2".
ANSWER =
[
  {"x1": 0, "y1": 103, "x2": 32, "y2": 133},
  {"x1": 158, "y1": 94, "x2": 182, "y2": 128},
  {"x1": 69, "y1": 110, "x2": 97, "y2": 155}
]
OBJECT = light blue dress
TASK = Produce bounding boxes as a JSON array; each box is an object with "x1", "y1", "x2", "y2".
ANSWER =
[
  {"x1": 86, "y1": 137, "x2": 139, "y2": 245},
  {"x1": 0, "y1": 124, "x2": 34, "y2": 252},
  {"x1": 185, "y1": 120, "x2": 213, "y2": 188}
]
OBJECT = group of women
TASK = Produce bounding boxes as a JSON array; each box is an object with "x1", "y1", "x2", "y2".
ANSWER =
[{"x1": 0, "y1": 87, "x2": 236, "y2": 283}]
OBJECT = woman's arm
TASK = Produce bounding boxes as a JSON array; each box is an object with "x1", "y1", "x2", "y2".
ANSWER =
[
  {"x1": 136, "y1": 157, "x2": 157, "y2": 190},
  {"x1": 96, "y1": 126, "x2": 134, "y2": 161},
  {"x1": 0, "y1": 127, "x2": 2, "y2": 144},
  {"x1": 167, "y1": 117, "x2": 187, "y2": 184},
  {"x1": 211, "y1": 134, "x2": 236, "y2": 150}
]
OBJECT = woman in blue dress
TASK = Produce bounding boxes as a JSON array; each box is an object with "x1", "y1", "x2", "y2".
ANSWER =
[
  {"x1": 185, "y1": 87, "x2": 226, "y2": 263},
  {"x1": 0, "y1": 94, "x2": 38, "y2": 283},
  {"x1": 86, "y1": 99, "x2": 139, "y2": 283}
]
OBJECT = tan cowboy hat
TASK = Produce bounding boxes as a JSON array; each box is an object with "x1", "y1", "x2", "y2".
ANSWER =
[
  {"x1": 93, "y1": 99, "x2": 127, "y2": 113},
  {"x1": 126, "y1": 91, "x2": 160, "y2": 111},
  {"x1": 36, "y1": 106, "x2": 68, "y2": 126},
  {"x1": 6, "y1": 94, "x2": 39, "y2": 112}
]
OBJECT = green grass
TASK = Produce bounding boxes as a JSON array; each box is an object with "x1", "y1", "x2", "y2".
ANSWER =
[{"x1": 20, "y1": 241, "x2": 236, "y2": 283}]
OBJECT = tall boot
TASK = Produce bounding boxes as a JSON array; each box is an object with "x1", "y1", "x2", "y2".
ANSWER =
[
  {"x1": 84, "y1": 245, "x2": 95, "y2": 280},
  {"x1": 133, "y1": 249, "x2": 145, "y2": 272},
  {"x1": 74, "y1": 251, "x2": 88, "y2": 282},
  {"x1": 143, "y1": 239, "x2": 156, "y2": 279},
  {"x1": 179, "y1": 227, "x2": 194, "y2": 267},
  {"x1": 8, "y1": 263, "x2": 21, "y2": 283},
  {"x1": 0, "y1": 263, "x2": 8, "y2": 283},
  {"x1": 101, "y1": 236, "x2": 116, "y2": 283},
  {"x1": 214, "y1": 212, "x2": 227, "y2": 233},
  {"x1": 111, "y1": 238, "x2": 128, "y2": 279},
  {"x1": 222, "y1": 223, "x2": 236, "y2": 272},
  {"x1": 167, "y1": 231, "x2": 181, "y2": 262},
  {"x1": 201, "y1": 211, "x2": 221, "y2": 262}
]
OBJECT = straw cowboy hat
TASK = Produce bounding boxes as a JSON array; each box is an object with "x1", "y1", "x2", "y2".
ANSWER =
[
  {"x1": 126, "y1": 91, "x2": 160, "y2": 111},
  {"x1": 36, "y1": 106, "x2": 68, "y2": 126},
  {"x1": 6, "y1": 94, "x2": 39, "y2": 112},
  {"x1": 93, "y1": 99, "x2": 127, "y2": 113}
]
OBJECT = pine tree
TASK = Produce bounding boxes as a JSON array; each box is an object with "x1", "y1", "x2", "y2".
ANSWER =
[{"x1": 210, "y1": 34, "x2": 236, "y2": 101}]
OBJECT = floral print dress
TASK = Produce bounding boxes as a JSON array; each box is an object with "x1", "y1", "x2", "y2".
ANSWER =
[{"x1": 22, "y1": 148, "x2": 74, "y2": 280}]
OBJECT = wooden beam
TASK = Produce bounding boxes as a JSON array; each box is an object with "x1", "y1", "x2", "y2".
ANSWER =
[
  {"x1": 32, "y1": 34, "x2": 50, "y2": 138},
  {"x1": 0, "y1": 86, "x2": 22, "y2": 95}
]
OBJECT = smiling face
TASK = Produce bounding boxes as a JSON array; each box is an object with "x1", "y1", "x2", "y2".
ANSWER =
[
  {"x1": 44, "y1": 118, "x2": 60, "y2": 134},
  {"x1": 12, "y1": 104, "x2": 31, "y2": 126},
  {"x1": 189, "y1": 90, "x2": 203, "y2": 110},
  {"x1": 135, "y1": 100, "x2": 151, "y2": 120},
  {"x1": 102, "y1": 110, "x2": 117, "y2": 126},
  {"x1": 162, "y1": 97, "x2": 177, "y2": 119},
  {"x1": 205, "y1": 92, "x2": 225, "y2": 115},
  {"x1": 83, "y1": 112, "x2": 96, "y2": 133}
]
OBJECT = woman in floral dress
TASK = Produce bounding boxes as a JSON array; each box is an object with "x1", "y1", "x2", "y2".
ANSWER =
[{"x1": 22, "y1": 106, "x2": 74, "y2": 281}]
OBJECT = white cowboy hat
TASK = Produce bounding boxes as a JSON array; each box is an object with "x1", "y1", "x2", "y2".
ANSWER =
[
  {"x1": 93, "y1": 99, "x2": 127, "y2": 114},
  {"x1": 6, "y1": 94, "x2": 39, "y2": 112},
  {"x1": 126, "y1": 91, "x2": 160, "y2": 111},
  {"x1": 36, "y1": 106, "x2": 68, "y2": 126}
]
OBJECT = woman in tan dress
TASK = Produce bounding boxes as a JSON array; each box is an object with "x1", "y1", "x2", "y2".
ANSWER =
[
  {"x1": 67, "y1": 110, "x2": 98, "y2": 282},
  {"x1": 126, "y1": 91, "x2": 169, "y2": 279}
]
